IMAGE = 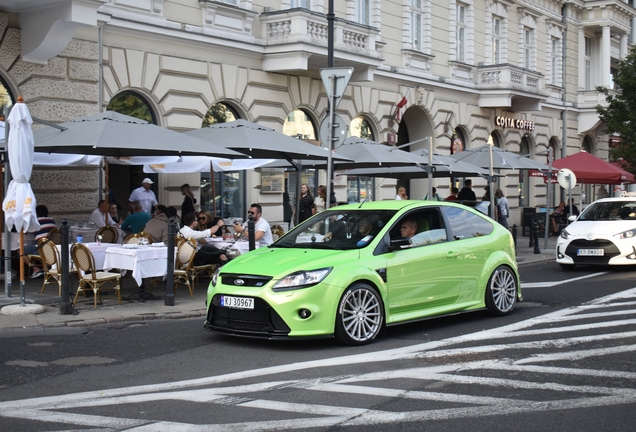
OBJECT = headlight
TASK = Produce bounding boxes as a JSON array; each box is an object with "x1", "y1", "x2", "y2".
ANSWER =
[
  {"x1": 560, "y1": 229, "x2": 570, "y2": 240},
  {"x1": 211, "y1": 267, "x2": 221, "y2": 287},
  {"x1": 272, "y1": 267, "x2": 332, "y2": 292},
  {"x1": 614, "y1": 229, "x2": 636, "y2": 240}
]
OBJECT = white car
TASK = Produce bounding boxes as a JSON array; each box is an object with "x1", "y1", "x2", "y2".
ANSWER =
[{"x1": 556, "y1": 198, "x2": 636, "y2": 270}]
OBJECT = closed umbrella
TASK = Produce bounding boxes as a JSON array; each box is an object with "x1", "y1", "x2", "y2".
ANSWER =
[{"x1": 2, "y1": 99, "x2": 38, "y2": 305}]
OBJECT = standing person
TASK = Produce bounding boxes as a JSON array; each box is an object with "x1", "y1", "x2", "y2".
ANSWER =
[
  {"x1": 445, "y1": 187, "x2": 459, "y2": 201},
  {"x1": 128, "y1": 178, "x2": 158, "y2": 215},
  {"x1": 24, "y1": 205, "x2": 56, "y2": 278},
  {"x1": 423, "y1": 187, "x2": 442, "y2": 201},
  {"x1": 314, "y1": 185, "x2": 327, "y2": 213},
  {"x1": 109, "y1": 203, "x2": 120, "y2": 224},
  {"x1": 179, "y1": 212, "x2": 228, "y2": 266},
  {"x1": 550, "y1": 201, "x2": 566, "y2": 234},
  {"x1": 233, "y1": 203, "x2": 273, "y2": 247},
  {"x1": 121, "y1": 201, "x2": 153, "y2": 235},
  {"x1": 457, "y1": 179, "x2": 477, "y2": 203},
  {"x1": 298, "y1": 183, "x2": 315, "y2": 223},
  {"x1": 495, "y1": 188, "x2": 509, "y2": 228},
  {"x1": 395, "y1": 186, "x2": 408, "y2": 200},
  {"x1": 180, "y1": 184, "x2": 197, "y2": 225},
  {"x1": 89, "y1": 199, "x2": 119, "y2": 228}
]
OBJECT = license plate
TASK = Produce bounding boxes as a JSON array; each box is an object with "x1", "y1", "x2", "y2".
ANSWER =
[
  {"x1": 577, "y1": 248, "x2": 604, "y2": 256},
  {"x1": 220, "y1": 295, "x2": 254, "y2": 310}
]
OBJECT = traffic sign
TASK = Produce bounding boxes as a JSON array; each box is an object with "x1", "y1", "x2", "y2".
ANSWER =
[
  {"x1": 319, "y1": 114, "x2": 348, "y2": 148},
  {"x1": 320, "y1": 67, "x2": 353, "y2": 111}
]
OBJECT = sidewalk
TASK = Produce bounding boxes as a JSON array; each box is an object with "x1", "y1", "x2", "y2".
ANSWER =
[{"x1": 0, "y1": 233, "x2": 557, "y2": 331}]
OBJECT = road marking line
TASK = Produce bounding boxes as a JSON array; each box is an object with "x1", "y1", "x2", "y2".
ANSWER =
[{"x1": 522, "y1": 272, "x2": 607, "y2": 288}]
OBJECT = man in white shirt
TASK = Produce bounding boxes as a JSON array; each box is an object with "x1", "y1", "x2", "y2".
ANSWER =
[
  {"x1": 179, "y1": 212, "x2": 227, "y2": 266},
  {"x1": 89, "y1": 199, "x2": 119, "y2": 228},
  {"x1": 233, "y1": 203, "x2": 273, "y2": 247},
  {"x1": 128, "y1": 178, "x2": 158, "y2": 215}
]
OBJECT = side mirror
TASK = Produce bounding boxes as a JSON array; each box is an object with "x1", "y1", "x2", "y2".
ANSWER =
[{"x1": 568, "y1": 215, "x2": 576, "y2": 222}]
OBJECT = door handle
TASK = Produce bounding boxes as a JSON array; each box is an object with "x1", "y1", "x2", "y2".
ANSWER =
[{"x1": 446, "y1": 251, "x2": 458, "y2": 259}]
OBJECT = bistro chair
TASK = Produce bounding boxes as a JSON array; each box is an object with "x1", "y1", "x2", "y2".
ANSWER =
[
  {"x1": 71, "y1": 243, "x2": 122, "y2": 309},
  {"x1": 27, "y1": 228, "x2": 60, "y2": 277},
  {"x1": 96, "y1": 226, "x2": 118, "y2": 244},
  {"x1": 271, "y1": 224, "x2": 285, "y2": 241},
  {"x1": 137, "y1": 231, "x2": 153, "y2": 244},
  {"x1": 189, "y1": 259, "x2": 217, "y2": 288},
  {"x1": 123, "y1": 233, "x2": 140, "y2": 245},
  {"x1": 173, "y1": 238, "x2": 196, "y2": 298},
  {"x1": 38, "y1": 238, "x2": 62, "y2": 296}
]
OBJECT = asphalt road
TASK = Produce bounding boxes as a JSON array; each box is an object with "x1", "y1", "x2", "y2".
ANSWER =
[{"x1": 1, "y1": 261, "x2": 635, "y2": 431}]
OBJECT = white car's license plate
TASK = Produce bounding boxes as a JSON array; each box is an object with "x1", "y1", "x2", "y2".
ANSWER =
[
  {"x1": 577, "y1": 248, "x2": 604, "y2": 256},
  {"x1": 220, "y1": 295, "x2": 254, "y2": 309}
]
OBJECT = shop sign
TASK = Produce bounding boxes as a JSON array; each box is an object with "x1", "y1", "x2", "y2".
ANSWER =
[{"x1": 496, "y1": 116, "x2": 535, "y2": 131}]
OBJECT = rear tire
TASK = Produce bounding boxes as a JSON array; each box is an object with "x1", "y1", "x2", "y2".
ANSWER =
[
  {"x1": 335, "y1": 283, "x2": 384, "y2": 346},
  {"x1": 485, "y1": 265, "x2": 517, "y2": 316}
]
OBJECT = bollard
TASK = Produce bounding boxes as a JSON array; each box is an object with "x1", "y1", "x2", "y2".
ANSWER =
[
  {"x1": 164, "y1": 216, "x2": 176, "y2": 306},
  {"x1": 511, "y1": 224, "x2": 518, "y2": 249},
  {"x1": 528, "y1": 221, "x2": 534, "y2": 248},
  {"x1": 248, "y1": 214, "x2": 256, "y2": 251},
  {"x1": 533, "y1": 218, "x2": 541, "y2": 254},
  {"x1": 59, "y1": 220, "x2": 73, "y2": 315}
]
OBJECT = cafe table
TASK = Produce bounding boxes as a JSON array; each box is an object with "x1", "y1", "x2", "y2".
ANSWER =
[
  {"x1": 103, "y1": 243, "x2": 175, "y2": 287},
  {"x1": 56, "y1": 242, "x2": 117, "y2": 272}
]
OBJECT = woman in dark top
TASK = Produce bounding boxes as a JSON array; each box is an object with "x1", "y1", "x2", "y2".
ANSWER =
[
  {"x1": 180, "y1": 184, "x2": 197, "y2": 225},
  {"x1": 298, "y1": 183, "x2": 315, "y2": 223}
]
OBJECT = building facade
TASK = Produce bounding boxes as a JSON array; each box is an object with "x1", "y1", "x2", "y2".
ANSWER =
[{"x1": 0, "y1": 0, "x2": 634, "y2": 225}]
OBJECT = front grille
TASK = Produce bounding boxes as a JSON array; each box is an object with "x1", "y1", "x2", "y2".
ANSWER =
[
  {"x1": 204, "y1": 294, "x2": 290, "y2": 338},
  {"x1": 220, "y1": 274, "x2": 273, "y2": 288},
  {"x1": 565, "y1": 239, "x2": 620, "y2": 264}
]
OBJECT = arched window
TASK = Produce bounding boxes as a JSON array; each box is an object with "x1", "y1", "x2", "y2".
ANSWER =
[
  {"x1": 282, "y1": 109, "x2": 316, "y2": 140},
  {"x1": 350, "y1": 116, "x2": 374, "y2": 141},
  {"x1": 201, "y1": 102, "x2": 242, "y2": 218},
  {"x1": 202, "y1": 102, "x2": 239, "y2": 127},
  {"x1": 106, "y1": 91, "x2": 156, "y2": 124}
]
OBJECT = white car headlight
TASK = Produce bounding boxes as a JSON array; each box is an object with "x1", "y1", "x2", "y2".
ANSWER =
[
  {"x1": 272, "y1": 267, "x2": 332, "y2": 292},
  {"x1": 614, "y1": 229, "x2": 636, "y2": 240},
  {"x1": 560, "y1": 229, "x2": 570, "y2": 240}
]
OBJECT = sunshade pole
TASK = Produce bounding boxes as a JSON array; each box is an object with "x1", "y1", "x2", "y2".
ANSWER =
[
  {"x1": 489, "y1": 143, "x2": 495, "y2": 220},
  {"x1": 544, "y1": 148, "x2": 553, "y2": 250},
  {"x1": 19, "y1": 230, "x2": 25, "y2": 306},
  {"x1": 211, "y1": 162, "x2": 216, "y2": 216},
  {"x1": 292, "y1": 160, "x2": 302, "y2": 226},
  {"x1": 3, "y1": 108, "x2": 11, "y2": 298},
  {"x1": 428, "y1": 137, "x2": 433, "y2": 200},
  {"x1": 104, "y1": 159, "x2": 109, "y2": 227}
]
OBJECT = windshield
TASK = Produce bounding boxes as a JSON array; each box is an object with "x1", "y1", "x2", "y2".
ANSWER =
[
  {"x1": 578, "y1": 201, "x2": 636, "y2": 221},
  {"x1": 273, "y1": 209, "x2": 397, "y2": 250}
]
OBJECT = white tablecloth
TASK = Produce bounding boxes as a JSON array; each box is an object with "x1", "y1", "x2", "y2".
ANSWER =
[
  {"x1": 57, "y1": 242, "x2": 117, "y2": 272},
  {"x1": 70, "y1": 227, "x2": 125, "y2": 244},
  {"x1": 104, "y1": 245, "x2": 175, "y2": 286}
]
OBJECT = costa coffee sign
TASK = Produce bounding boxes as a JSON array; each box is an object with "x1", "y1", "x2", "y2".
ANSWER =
[{"x1": 496, "y1": 116, "x2": 535, "y2": 131}]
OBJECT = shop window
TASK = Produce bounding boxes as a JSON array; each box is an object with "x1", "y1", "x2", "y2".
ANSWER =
[{"x1": 106, "y1": 91, "x2": 155, "y2": 124}]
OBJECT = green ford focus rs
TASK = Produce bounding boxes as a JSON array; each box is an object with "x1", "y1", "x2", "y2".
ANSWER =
[{"x1": 204, "y1": 200, "x2": 521, "y2": 345}]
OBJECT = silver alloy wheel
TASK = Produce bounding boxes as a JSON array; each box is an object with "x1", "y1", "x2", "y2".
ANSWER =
[
  {"x1": 486, "y1": 266, "x2": 517, "y2": 315},
  {"x1": 337, "y1": 284, "x2": 383, "y2": 344}
]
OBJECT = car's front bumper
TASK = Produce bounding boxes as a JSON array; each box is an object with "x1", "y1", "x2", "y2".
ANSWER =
[{"x1": 556, "y1": 236, "x2": 636, "y2": 265}]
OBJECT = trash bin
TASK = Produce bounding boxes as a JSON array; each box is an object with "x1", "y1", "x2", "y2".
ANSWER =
[{"x1": 522, "y1": 207, "x2": 536, "y2": 237}]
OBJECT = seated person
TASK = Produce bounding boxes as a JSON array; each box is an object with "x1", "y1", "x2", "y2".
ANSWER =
[
  {"x1": 121, "y1": 201, "x2": 153, "y2": 235},
  {"x1": 399, "y1": 218, "x2": 418, "y2": 241},
  {"x1": 566, "y1": 200, "x2": 579, "y2": 218},
  {"x1": 179, "y1": 212, "x2": 228, "y2": 266},
  {"x1": 89, "y1": 199, "x2": 119, "y2": 228},
  {"x1": 323, "y1": 214, "x2": 380, "y2": 247},
  {"x1": 232, "y1": 203, "x2": 273, "y2": 247},
  {"x1": 143, "y1": 206, "x2": 177, "y2": 243}
]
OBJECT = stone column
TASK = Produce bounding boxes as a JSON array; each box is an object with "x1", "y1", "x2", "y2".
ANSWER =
[
  {"x1": 601, "y1": 26, "x2": 611, "y2": 88},
  {"x1": 578, "y1": 27, "x2": 586, "y2": 90}
]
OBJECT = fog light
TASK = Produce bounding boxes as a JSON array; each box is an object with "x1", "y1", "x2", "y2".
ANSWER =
[{"x1": 298, "y1": 308, "x2": 312, "y2": 319}]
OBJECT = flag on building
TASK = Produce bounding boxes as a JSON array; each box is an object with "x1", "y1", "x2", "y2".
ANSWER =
[{"x1": 394, "y1": 91, "x2": 409, "y2": 124}]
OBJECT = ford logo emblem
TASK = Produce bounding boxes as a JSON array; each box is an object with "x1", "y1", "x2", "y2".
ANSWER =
[{"x1": 234, "y1": 279, "x2": 245, "y2": 286}]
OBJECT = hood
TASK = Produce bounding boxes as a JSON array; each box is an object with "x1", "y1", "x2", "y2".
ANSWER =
[
  {"x1": 221, "y1": 247, "x2": 360, "y2": 277},
  {"x1": 566, "y1": 220, "x2": 636, "y2": 236},
  {"x1": 155, "y1": 213, "x2": 169, "y2": 223}
]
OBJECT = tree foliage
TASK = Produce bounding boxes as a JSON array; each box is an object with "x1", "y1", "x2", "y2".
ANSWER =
[
  {"x1": 106, "y1": 93, "x2": 153, "y2": 123},
  {"x1": 596, "y1": 49, "x2": 636, "y2": 173},
  {"x1": 202, "y1": 103, "x2": 236, "y2": 127}
]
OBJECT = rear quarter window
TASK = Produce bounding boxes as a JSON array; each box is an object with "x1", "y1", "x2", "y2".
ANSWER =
[{"x1": 441, "y1": 206, "x2": 494, "y2": 240}]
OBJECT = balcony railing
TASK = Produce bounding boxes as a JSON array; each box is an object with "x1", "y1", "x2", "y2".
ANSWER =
[
  {"x1": 261, "y1": 9, "x2": 381, "y2": 59},
  {"x1": 476, "y1": 64, "x2": 544, "y2": 94}
]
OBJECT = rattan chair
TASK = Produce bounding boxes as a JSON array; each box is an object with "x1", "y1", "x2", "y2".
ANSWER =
[
  {"x1": 71, "y1": 243, "x2": 122, "y2": 309},
  {"x1": 27, "y1": 228, "x2": 60, "y2": 277},
  {"x1": 173, "y1": 239, "x2": 196, "y2": 298},
  {"x1": 96, "y1": 226, "x2": 118, "y2": 244},
  {"x1": 38, "y1": 238, "x2": 62, "y2": 296},
  {"x1": 271, "y1": 224, "x2": 285, "y2": 241},
  {"x1": 137, "y1": 231, "x2": 153, "y2": 244}
]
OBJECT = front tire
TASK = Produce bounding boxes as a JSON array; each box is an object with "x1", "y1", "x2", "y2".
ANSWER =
[
  {"x1": 485, "y1": 265, "x2": 517, "y2": 316},
  {"x1": 335, "y1": 283, "x2": 384, "y2": 346}
]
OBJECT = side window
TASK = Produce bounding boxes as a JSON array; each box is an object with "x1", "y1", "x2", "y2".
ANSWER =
[
  {"x1": 441, "y1": 206, "x2": 494, "y2": 239},
  {"x1": 389, "y1": 209, "x2": 448, "y2": 248}
]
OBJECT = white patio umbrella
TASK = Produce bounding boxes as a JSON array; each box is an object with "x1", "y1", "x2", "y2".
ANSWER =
[{"x1": 2, "y1": 99, "x2": 39, "y2": 301}]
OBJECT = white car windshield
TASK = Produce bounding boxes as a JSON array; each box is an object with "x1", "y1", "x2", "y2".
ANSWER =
[{"x1": 578, "y1": 201, "x2": 636, "y2": 221}]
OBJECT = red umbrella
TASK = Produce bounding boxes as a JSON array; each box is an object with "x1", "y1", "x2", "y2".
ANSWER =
[{"x1": 531, "y1": 151, "x2": 634, "y2": 184}]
